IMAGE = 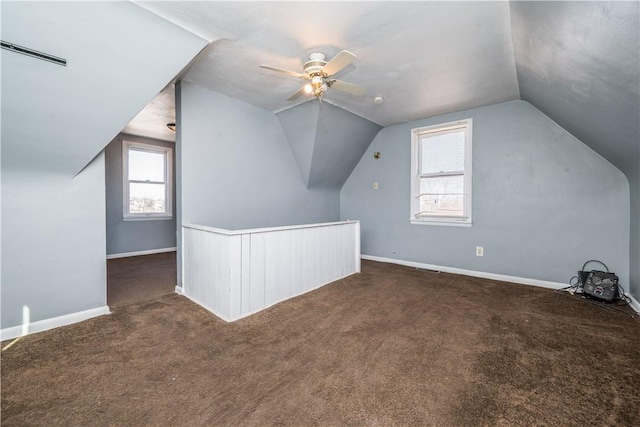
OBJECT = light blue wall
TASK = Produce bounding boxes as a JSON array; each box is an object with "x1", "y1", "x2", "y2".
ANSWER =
[
  {"x1": 1, "y1": 155, "x2": 107, "y2": 328},
  {"x1": 0, "y1": 2, "x2": 207, "y2": 329},
  {"x1": 510, "y1": 1, "x2": 639, "y2": 300},
  {"x1": 341, "y1": 100, "x2": 630, "y2": 288},
  {"x1": 309, "y1": 102, "x2": 382, "y2": 189},
  {"x1": 277, "y1": 101, "x2": 319, "y2": 187},
  {"x1": 630, "y1": 174, "x2": 639, "y2": 299},
  {"x1": 104, "y1": 134, "x2": 177, "y2": 255},
  {"x1": 277, "y1": 101, "x2": 382, "y2": 189},
  {"x1": 179, "y1": 82, "x2": 340, "y2": 230}
]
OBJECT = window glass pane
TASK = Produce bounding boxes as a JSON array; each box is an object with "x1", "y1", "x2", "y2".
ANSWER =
[
  {"x1": 420, "y1": 131, "x2": 465, "y2": 174},
  {"x1": 129, "y1": 183, "x2": 166, "y2": 214},
  {"x1": 129, "y1": 149, "x2": 165, "y2": 182},
  {"x1": 417, "y1": 175, "x2": 464, "y2": 216}
]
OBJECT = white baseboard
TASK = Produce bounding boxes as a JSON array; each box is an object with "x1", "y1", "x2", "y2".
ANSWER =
[
  {"x1": 175, "y1": 285, "x2": 183, "y2": 295},
  {"x1": 627, "y1": 294, "x2": 640, "y2": 314},
  {"x1": 362, "y1": 254, "x2": 567, "y2": 290},
  {"x1": 1, "y1": 305, "x2": 111, "y2": 341},
  {"x1": 107, "y1": 247, "x2": 176, "y2": 260},
  {"x1": 362, "y1": 255, "x2": 640, "y2": 314}
]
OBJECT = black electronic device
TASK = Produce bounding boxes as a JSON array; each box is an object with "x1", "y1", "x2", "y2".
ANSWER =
[{"x1": 583, "y1": 270, "x2": 619, "y2": 302}]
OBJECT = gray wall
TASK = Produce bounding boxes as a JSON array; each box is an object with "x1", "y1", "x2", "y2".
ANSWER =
[
  {"x1": 179, "y1": 82, "x2": 340, "y2": 230},
  {"x1": 341, "y1": 100, "x2": 630, "y2": 288},
  {"x1": 105, "y1": 134, "x2": 177, "y2": 255}
]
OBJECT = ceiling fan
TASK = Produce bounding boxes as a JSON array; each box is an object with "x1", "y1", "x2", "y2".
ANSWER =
[{"x1": 260, "y1": 50, "x2": 366, "y2": 101}]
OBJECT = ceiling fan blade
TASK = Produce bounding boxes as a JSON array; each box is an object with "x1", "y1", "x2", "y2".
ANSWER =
[
  {"x1": 329, "y1": 79, "x2": 366, "y2": 97},
  {"x1": 287, "y1": 85, "x2": 308, "y2": 101},
  {"x1": 259, "y1": 65, "x2": 305, "y2": 79},
  {"x1": 322, "y1": 50, "x2": 356, "y2": 77}
]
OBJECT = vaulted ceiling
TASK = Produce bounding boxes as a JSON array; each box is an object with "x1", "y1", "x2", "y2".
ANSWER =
[
  {"x1": 511, "y1": 1, "x2": 639, "y2": 178},
  {"x1": 136, "y1": 1, "x2": 521, "y2": 127},
  {"x1": 130, "y1": 1, "x2": 638, "y2": 182}
]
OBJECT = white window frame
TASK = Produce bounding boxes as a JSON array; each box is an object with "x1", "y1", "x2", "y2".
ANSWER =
[
  {"x1": 122, "y1": 140, "x2": 173, "y2": 221},
  {"x1": 410, "y1": 118, "x2": 472, "y2": 227}
]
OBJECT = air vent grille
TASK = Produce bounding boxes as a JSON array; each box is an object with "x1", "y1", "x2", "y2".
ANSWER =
[{"x1": 1, "y1": 40, "x2": 66, "y2": 66}]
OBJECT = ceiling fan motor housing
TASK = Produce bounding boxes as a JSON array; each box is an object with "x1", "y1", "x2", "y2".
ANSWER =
[{"x1": 303, "y1": 52, "x2": 327, "y2": 77}]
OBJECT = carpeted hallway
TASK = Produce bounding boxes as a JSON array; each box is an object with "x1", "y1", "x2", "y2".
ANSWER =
[
  {"x1": 2, "y1": 260, "x2": 639, "y2": 426},
  {"x1": 107, "y1": 252, "x2": 177, "y2": 307}
]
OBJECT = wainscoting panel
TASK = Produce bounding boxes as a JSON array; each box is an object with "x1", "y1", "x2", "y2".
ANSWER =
[
  {"x1": 182, "y1": 227, "x2": 231, "y2": 319},
  {"x1": 182, "y1": 221, "x2": 360, "y2": 322}
]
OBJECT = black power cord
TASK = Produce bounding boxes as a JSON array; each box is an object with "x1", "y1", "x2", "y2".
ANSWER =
[
  {"x1": 581, "y1": 259, "x2": 609, "y2": 273},
  {"x1": 558, "y1": 259, "x2": 638, "y2": 319}
]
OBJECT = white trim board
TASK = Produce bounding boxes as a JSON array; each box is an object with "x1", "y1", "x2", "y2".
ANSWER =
[
  {"x1": 107, "y1": 247, "x2": 176, "y2": 259},
  {"x1": 180, "y1": 272, "x2": 358, "y2": 323},
  {"x1": 362, "y1": 255, "x2": 640, "y2": 315},
  {"x1": 183, "y1": 220, "x2": 358, "y2": 236},
  {"x1": 362, "y1": 254, "x2": 565, "y2": 290},
  {"x1": 628, "y1": 294, "x2": 640, "y2": 314},
  {"x1": 1, "y1": 306, "x2": 110, "y2": 341}
]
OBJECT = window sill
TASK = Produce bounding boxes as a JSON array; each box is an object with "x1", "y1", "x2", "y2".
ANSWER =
[
  {"x1": 124, "y1": 216, "x2": 173, "y2": 222},
  {"x1": 410, "y1": 219, "x2": 472, "y2": 227}
]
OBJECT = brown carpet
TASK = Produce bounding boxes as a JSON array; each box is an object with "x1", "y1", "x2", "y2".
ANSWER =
[
  {"x1": 107, "y1": 252, "x2": 176, "y2": 307},
  {"x1": 2, "y1": 260, "x2": 639, "y2": 426}
]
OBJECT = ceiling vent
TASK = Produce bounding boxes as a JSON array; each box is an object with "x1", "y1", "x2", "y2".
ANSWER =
[{"x1": 1, "y1": 41, "x2": 66, "y2": 66}]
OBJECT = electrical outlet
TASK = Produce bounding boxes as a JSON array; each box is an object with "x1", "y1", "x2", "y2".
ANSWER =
[
  {"x1": 476, "y1": 246, "x2": 484, "y2": 257},
  {"x1": 373, "y1": 182, "x2": 379, "y2": 190}
]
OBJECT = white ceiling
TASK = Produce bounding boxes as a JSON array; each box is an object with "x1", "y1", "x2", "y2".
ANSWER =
[
  {"x1": 127, "y1": 0, "x2": 521, "y2": 136},
  {"x1": 122, "y1": 83, "x2": 176, "y2": 142}
]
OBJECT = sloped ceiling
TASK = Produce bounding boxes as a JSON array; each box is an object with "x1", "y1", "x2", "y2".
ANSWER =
[
  {"x1": 122, "y1": 83, "x2": 177, "y2": 142},
  {"x1": 133, "y1": 1, "x2": 638, "y2": 177},
  {"x1": 508, "y1": 2, "x2": 639, "y2": 298},
  {"x1": 277, "y1": 101, "x2": 382, "y2": 188},
  {"x1": 134, "y1": 1, "x2": 521, "y2": 127},
  {"x1": 1, "y1": 1, "x2": 207, "y2": 176},
  {"x1": 277, "y1": 101, "x2": 321, "y2": 187},
  {"x1": 510, "y1": 1, "x2": 639, "y2": 177},
  {"x1": 310, "y1": 102, "x2": 382, "y2": 188}
]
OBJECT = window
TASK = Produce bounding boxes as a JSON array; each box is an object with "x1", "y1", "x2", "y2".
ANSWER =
[
  {"x1": 410, "y1": 119, "x2": 472, "y2": 226},
  {"x1": 123, "y1": 141, "x2": 173, "y2": 220}
]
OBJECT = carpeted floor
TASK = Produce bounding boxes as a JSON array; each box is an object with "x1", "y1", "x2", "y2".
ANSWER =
[
  {"x1": 107, "y1": 252, "x2": 176, "y2": 307},
  {"x1": 2, "y1": 260, "x2": 639, "y2": 426}
]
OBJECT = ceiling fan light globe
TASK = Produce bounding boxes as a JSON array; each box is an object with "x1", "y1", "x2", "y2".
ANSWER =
[{"x1": 304, "y1": 84, "x2": 313, "y2": 94}]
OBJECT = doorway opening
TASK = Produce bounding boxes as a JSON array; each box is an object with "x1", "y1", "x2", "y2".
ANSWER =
[
  {"x1": 104, "y1": 83, "x2": 178, "y2": 308},
  {"x1": 107, "y1": 252, "x2": 176, "y2": 307}
]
